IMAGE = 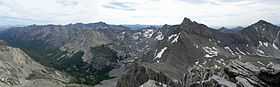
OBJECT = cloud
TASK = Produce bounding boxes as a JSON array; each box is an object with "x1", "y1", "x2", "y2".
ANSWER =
[
  {"x1": 177, "y1": 0, "x2": 256, "y2": 6},
  {"x1": 102, "y1": 1, "x2": 136, "y2": 11},
  {"x1": 0, "y1": 16, "x2": 50, "y2": 26},
  {"x1": 0, "y1": 0, "x2": 279, "y2": 27},
  {"x1": 177, "y1": 0, "x2": 209, "y2": 4},
  {"x1": 56, "y1": 0, "x2": 79, "y2": 7}
]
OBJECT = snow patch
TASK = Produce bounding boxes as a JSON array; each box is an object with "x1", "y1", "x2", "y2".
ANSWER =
[
  {"x1": 214, "y1": 65, "x2": 220, "y2": 69},
  {"x1": 154, "y1": 47, "x2": 168, "y2": 60},
  {"x1": 273, "y1": 43, "x2": 279, "y2": 50},
  {"x1": 257, "y1": 61, "x2": 265, "y2": 66},
  {"x1": 132, "y1": 32, "x2": 142, "y2": 40},
  {"x1": 143, "y1": 29, "x2": 154, "y2": 38},
  {"x1": 258, "y1": 41, "x2": 263, "y2": 46},
  {"x1": 257, "y1": 49, "x2": 265, "y2": 54},
  {"x1": 224, "y1": 46, "x2": 235, "y2": 55},
  {"x1": 202, "y1": 47, "x2": 218, "y2": 58},
  {"x1": 209, "y1": 39, "x2": 212, "y2": 42},
  {"x1": 217, "y1": 40, "x2": 221, "y2": 43},
  {"x1": 194, "y1": 44, "x2": 199, "y2": 48},
  {"x1": 168, "y1": 34, "x2": 178, "y2": 40},
  {"x1": 167, "y1": 33, "x2": 180, "y2": 44},
  {"x1": 258, "y1": 41, "x2": 269, "y2": 47},
  {"x1": 236, "y1": 47, "x2": 246, "y2": 55},
  {"x1": 267, "y1": 62, "x2": 274, "y2": 67},
  {"x1": 263, "y1": 42, "x2": 269, "y2": 47},
  {"x1": 155, "y1": 32, "x2": 164, "y2": 40},
  {"x1": 216, "y1": 59, "x2": 222, "y2": 64},
  {"x1": 245, "y1": 51, "x2": 250, "y2": 55},
  {"x1": 202, "y1": 61, "x2": 207, "y2": 65},
  {"x1": 171, "y1": 33, "x2": 180, "y2": 44},
  {"x1": 195, "y1": 61, "x2": 199, "y2": 65},
  {"x1": 203, "y1": 47, "x2": 218, "y2": 58}
]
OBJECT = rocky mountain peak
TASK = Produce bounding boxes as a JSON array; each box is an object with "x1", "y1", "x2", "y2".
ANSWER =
[
  {"x1": 181, "y1": 17, "x2": 194, "y2": 25},
  {"x1": 179, "y1": 17, "x2": 213, "y2": 37},
  {"x1": 94, "y1": 21, "x2": 108, "y2": 26},
  {"x1": 242, "y1": 19, "x2": 278, "y2": 33},
  {"x1": 256, "y1": 20, "x2": 271, "y2": 24},
  {"x1": 251, "y1": 19, "x2": 275, "y2": 28},
  {"x1": 180, "y1": 17, "x2": 208, "y2": 28}
]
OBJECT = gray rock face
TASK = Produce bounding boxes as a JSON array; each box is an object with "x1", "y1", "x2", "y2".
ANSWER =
[
  {"x1": 117, "y1": 18, "x2": 280, "y2": 87},
  {"x1": 116, "y1": 64, "x2": 179, "y2": 87},
  {"x1": 137, "y1": 17, "x2": 280, "y2": 79},
  {"x1": 0, "y1": 45, "x2": 71, "y2": 87},
  {"x1": 179, "y1": 60, "x2": 280, "y2": 87}
]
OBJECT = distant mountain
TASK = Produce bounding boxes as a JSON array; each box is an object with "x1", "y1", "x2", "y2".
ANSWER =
[
  {"x1": 0, "y1": 22, "x2": 161, "y2": 86},
  {"x1": 219, "y1": 26, "x2": 243, "y2": 33},
  {"x1": 0, "y1": 26, "x2": 15, "y2": 31},
  {"x1": 123, "y1": 24, "x2": 161, "y2": 30},
  {"x1": 117, "y1": 18, "x2": 280, "y2": 87},
  {"x1": 1, "y1": 18, "x2": 280, "y2": 87}
]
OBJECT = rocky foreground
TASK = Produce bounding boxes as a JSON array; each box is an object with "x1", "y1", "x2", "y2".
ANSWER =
[
  {"x1": 0, "y1": 42, "x2": 94, "y2": 87},
  {"x1": 117, "y1": 59, "x2": 280, "y2": 87},
  {"x1": 183, "y1": 60, "x2": 280, "y2": 87}
]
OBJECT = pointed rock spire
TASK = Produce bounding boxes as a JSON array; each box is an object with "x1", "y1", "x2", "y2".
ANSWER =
[{"x1": 181, "y1": 17, "x2": 193, "y2": 25}]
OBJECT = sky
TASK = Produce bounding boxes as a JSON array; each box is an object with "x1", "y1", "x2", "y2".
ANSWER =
[{"x1": 0, "y1": 0, "x2": 280, "y2": 27}]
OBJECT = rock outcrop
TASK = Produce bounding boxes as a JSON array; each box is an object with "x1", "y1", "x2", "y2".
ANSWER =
[
  {"x1": 181, "y1": 60, "x2": 280, "y2": 87},
  {"x1": 116, "y1": 64, "x2": 179, "y2": 87}
]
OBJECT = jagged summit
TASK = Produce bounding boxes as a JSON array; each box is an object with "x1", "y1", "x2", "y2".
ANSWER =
[
  {"x1": 180, "y1": 17, "x2": 209, "y2": 28},
  {"x1": 181, "y1": 17, "x2": 193, "y2": 25}
]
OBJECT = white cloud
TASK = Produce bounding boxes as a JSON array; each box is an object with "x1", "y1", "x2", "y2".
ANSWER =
[{"x1": 0, "y1": 0, "x2": 279, "y2": 27}]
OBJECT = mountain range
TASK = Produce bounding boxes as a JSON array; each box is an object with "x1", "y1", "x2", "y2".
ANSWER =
[{"x1": 0, "y1": 17, "x2": 280, "y2": 87}]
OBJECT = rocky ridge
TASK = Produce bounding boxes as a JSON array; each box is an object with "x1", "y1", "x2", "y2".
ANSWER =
[{"x1": 0, "y1": 41, "x2": 72, "y2": 87}]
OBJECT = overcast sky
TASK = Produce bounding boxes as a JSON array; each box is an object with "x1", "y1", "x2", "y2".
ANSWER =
[{"x1": 0, "y1": 0, "x2": 279, "y2": 27}]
